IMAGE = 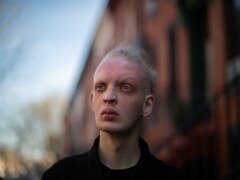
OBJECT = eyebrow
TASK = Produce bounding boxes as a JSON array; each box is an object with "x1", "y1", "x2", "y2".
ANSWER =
[
  {"x1": 93, "y1": 77, "x2": 137, "y2": 87},
  {"x1": 117, "y1": 76, "x2": 140, "y2": 84}
]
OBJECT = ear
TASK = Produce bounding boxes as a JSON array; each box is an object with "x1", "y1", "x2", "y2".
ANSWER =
[{"x1": 142, "y1": 94, "x2": 155, "y2": 117}]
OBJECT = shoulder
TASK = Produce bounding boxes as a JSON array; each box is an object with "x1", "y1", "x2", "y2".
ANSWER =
[
  {"x1": 138, "y1": 137, "x2": 186, "y2": 179},
  {"x1": 48, "y1": 153, "x2": 88, "y2": 170},
  {"x1": 41, "y1": 153, "x2": 88, "y2": 180},
  {"x1": 146, "y1": 155, "x2": 186, "y2": 179}
]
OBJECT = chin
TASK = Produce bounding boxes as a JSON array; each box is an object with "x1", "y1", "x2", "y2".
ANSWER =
[{"x1": 98, "y1": 124, "x2": 125, "y2": 134}]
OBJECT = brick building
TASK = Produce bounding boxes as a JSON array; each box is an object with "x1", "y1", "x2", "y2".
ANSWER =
[{"x1": 63, "y1": 0, "x2": 240, "y2": 179}]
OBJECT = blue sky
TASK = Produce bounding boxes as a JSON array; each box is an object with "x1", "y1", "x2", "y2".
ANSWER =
[
  {"x1": 0, "y1": 0, "x2": 107, "y2": 102},
  {"x1": 0, "y1": 0, "x2": 107, "y2": 157}
]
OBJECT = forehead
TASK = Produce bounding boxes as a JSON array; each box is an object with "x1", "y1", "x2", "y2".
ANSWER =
[{"x1": 94, "y1": 56, "x2": 144, "y2": 82}]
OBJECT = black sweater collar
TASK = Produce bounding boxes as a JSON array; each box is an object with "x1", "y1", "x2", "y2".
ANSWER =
[{"x1": 87, "y1": 136, "x2": 152, "y2": 180}]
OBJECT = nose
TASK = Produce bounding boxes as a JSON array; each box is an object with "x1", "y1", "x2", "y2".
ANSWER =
[{"x1": 103, "y1": 87, "x2": 117, "y2": 104}]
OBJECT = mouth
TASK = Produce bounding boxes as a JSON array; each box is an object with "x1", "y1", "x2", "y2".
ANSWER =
[{"x1": 101, "y1": 109, "x2": 119, "y2": 116}]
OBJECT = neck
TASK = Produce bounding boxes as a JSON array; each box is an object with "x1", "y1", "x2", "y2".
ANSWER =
[{"x1": 98, "y1": 132, "x2": 141, "y2": 169}]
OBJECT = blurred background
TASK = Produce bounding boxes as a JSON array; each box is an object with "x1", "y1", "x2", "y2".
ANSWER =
[
  {"x1": 0, "y1": 0, "x2": 240, "y2": 180},
  {"x1": 0, "y1": 0, "x2": 107, "y2": 179}
]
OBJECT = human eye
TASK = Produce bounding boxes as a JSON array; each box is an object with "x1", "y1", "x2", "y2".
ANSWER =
[
  {"x1": 120, "y1": 84, "x2": 132, "y2": 92},
  {"x1": 95, "y1": 83, "x2": 106, "y2": 92}
]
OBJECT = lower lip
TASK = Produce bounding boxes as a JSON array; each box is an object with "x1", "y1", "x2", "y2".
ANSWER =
[{"x1": 102, "y1": 114, "x2": 118, "y2": 120}]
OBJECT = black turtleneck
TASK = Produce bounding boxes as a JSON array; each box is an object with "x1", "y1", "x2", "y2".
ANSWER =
[{"x1": 42, "y1": 136, "x2": 186, "y2": 180}]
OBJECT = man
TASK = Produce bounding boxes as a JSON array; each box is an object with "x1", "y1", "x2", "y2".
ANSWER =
[{"x1": 41, "y1": 46, "x2": 186, "y2": 179}]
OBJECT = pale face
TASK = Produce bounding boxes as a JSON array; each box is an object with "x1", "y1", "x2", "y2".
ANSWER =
[{"x1": 91, "y1": 56, "x2": 154, "y2": 134}]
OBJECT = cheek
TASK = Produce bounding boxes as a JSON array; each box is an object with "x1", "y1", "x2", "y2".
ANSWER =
[
  {"x1": 121, "y1": 98, "x2": 144, "y2": 114},
  {"x1": 91, "y1": 94, "x2": 95, "y2": 110},
  {"x1": 91, "y1": 95, "x2": 100, "y2": 111}
]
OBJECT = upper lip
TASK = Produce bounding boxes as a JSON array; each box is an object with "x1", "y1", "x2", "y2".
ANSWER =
[{"x1": 101, "y1": 109, "x2": 118, "y2": 116}]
